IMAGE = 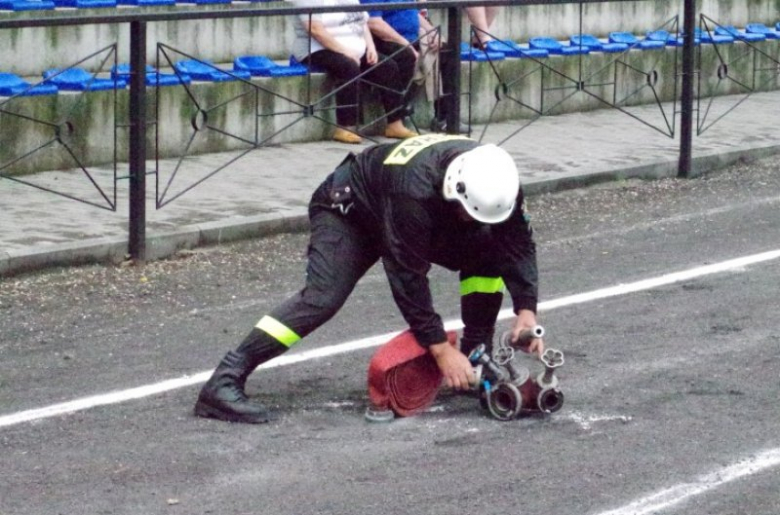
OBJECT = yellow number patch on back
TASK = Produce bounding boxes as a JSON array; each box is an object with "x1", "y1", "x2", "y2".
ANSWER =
[{"x1": 383, "y1": 134, "x2": 472, "y2": 165}]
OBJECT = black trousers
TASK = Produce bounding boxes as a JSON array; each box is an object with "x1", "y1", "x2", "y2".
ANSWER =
[
  {"x1": 372, "y1": 39, "x2": 417, "y2": 107},
  {"x1": 375, "y1": 37, "x2": 456, "y2": 122},
  {"x1": 303, "y1": 46, "x2": 415, "y2": 127},
  {"x1": 236, "y1": 171, "x2": 505, "y2": 368}
]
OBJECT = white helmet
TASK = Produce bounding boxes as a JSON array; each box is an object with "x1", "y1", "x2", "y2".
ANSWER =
[{"x1": 442, "y1": 144, "x2": 520, "y2": 224}]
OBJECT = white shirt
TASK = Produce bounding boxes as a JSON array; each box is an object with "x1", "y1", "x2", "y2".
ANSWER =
[{"x1": 289, "y1": 0, "x2": 369, "y2": 61}]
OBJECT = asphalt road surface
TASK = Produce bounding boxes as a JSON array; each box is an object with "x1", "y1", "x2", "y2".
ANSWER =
[{"x1": 2, "y1": 155, "x2": 780, "y2": 515}]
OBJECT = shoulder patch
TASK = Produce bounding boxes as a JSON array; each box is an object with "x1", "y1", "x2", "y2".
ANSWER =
[{"x1": 383, "y1": 134, "x2": 472, "y2": 165}]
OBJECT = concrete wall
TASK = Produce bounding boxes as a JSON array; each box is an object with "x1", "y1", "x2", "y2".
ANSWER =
[
  {"x1": 1, "y1": 0, "x2": 778, "y2": 175},
  {"x1": 473, "y1": 0, "x2": 780, "y2": 42},
  {"x1": 2, "y1": 40, "x2": 778, "y2": 176},
  {"x1": 1, "y1": 0, "x2": 778, "y2": 76}
]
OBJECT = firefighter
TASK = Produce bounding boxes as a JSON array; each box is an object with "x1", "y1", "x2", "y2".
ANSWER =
[{"x1": 194, "y1": 134, "x2": 543, "y2": 423}]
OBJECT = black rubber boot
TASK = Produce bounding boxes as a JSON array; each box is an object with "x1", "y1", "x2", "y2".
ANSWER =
[{"x1": 194, "y1": 350, "x2": 272, "y2": 424}]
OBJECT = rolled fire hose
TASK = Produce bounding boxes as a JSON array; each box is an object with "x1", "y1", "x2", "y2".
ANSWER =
[{"x1": 366, "y1": 330, "x2": 457, "y2": 422}]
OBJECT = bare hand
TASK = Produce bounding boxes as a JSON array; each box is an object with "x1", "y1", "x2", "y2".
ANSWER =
[
  {"x1": 427, "y1": 33, "x2": 441, "y2": 50},
  {"x1": 365, "y1": 47, "x2": 378, "y2": 65},
  {"x1": 429, "y1": 341, "x2": 474, "y2": 390},
  {"x1": 511, "y1": 309, "x2": 545, "y2": 358}
]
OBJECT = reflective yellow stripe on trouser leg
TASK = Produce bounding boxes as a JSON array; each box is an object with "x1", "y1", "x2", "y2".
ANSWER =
[
  {"x1": 460, "y1": 276, "x2": 505, "y2": 297},
  {"x1": 255, "y1": 316, "x2": 301, "y2": 347}
]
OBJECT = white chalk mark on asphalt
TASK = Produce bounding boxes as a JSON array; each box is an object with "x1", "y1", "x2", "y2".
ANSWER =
[
  {"x1": 593, "y1": 448, "x2": 780, "y2": 515},
  {"x1": 563, "y1": 411, "x2": 633, "y2": 430},
  {"x1": 2, "y1": 248, "x2": 780, "y2": 429}
]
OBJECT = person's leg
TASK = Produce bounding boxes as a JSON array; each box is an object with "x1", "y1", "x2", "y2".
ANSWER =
[
  {"x1": 361, "y1": 52, "x2": 417, "y2": 138},
  {"x1": 430, "y1": 227, "x2": 503, "y2": 356},
  {"x1": 304, "y1": 50, "x2": 363, "y2": 143},
  {"x1": 373, "y1": 39, "x2": 416, "y2": 102},
  {"x1": 484, "y1": 6, "x2": 499, "y2": 28},
  {"x1": 464, "y1": 6, "x2": 495, "y2": 47},
  {"x1": 432, "y1": 44, "x2": 452, "y2": 128},
  {"x1": 459, "y1": 272, "x2": 504, "y2": 357},
  {"x1": 195, "y1": 183, "x2": 380, "y2": 423}
]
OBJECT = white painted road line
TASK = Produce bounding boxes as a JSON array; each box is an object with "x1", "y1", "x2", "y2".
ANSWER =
[
  {"x1": 594, "y1": 447, "x2": 780, "y2": 515},
  {"x1": 2, "y1": 248, "x2": 780, "y2": 429}
]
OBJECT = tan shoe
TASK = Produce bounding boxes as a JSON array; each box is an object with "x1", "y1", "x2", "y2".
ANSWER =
[
  {"x1": 332, "y1": 128, "x2": 362, "y2": 144},
  {"x1": 384, "y1": 125, "x2": 418, "y2": 139}
]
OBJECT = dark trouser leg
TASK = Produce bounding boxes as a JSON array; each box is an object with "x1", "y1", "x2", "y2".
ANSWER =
[
  {"x1": 431, "y1": 47, "x2": 470, "y2": 134},
  {"x1": 195, "y1": 198, "x2": 380, "y2": 423},
  {"x1": 304, "y1": 50, "x2": 362, "y2": 127},
  {"x1": 361, "y1": 51, "x2": 408, "y2": 124},
  {"x1": 372, "y1": 39, "x2": 417, "y2": 110},
  {"x1": 459, "y1": 274, "x2": 505, "y2": 357},
  {"x1": 429, "y1": 227, "x2": 505, "y2": 357},
  {"x1": 453, "y1": 230, "x2": 505, "y2": 356}
]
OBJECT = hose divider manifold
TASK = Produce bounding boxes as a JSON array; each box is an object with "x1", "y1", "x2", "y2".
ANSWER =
[{"x1": 467, "y1": 327, "x2": 565, "y2": 421}]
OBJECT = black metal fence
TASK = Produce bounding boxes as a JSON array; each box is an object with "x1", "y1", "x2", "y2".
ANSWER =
[{"x1": 0, "y1": 0, "x2": 772, "y2": 261}]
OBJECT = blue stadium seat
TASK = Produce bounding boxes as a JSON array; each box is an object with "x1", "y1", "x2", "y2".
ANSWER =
[
  {"x1": 117, "y1": 0, "x2": 175, "y2": 5},
  {"x1": 234, "y1": 55, "x2": 309, "y2": 77},
  {"x1": 485, "y1": 40, "x2": 548, "y2": 58},
  {"x1": 529, "y1": 37, "x2": 590, "y2": 55},
  {"x1": 175, "y1": 0, "x2": 230, "y2": 4},
  {"x1": 459, "y1": 42, "x2": 506, "y2": 61},
  {"x1": 174, "y1": 60, "x2": 251, "y2": 82},
  {"x1": 269, "y1": 57, "x2": 308, "y2": 77},
  {"x1": 695, "y1": 27, "x2": 734, "y2": 44},
  {"x1": 570, "y1": 34, "x2": 629, "y2": 53},
  {"x1": 646, "y1": 29, "x2": 700, "y2": 47},
  {"x1": 233, "y1": 55, "x2": 277, "y2": 76},
  {"x1": 52, "y1": 0, "x2": 117, "y2": 7},
  {"x1": 646, "y1": 30, "x2": 674, "y2": 45},
  {"x1": 715, "y1": 25, "x2": 767, "y2": 42},
  {"x1": 0, "y1": 73, "x2": 58, "y2": 96},
  {"x1": 609, "y1": 31, "x2": 666, "y2": 50},
  {"x1": 745, "y1": 23, "x2": 780, "y2": 39},
  {"x1": 777, "y1": 22, "x2": 780, "y2": 31},
  {"x1": 42, "y1": 68, "x2": 126, "y2": 91},
  {"x1": 0, "y1": 0, "x2": 55, "y2": 10},
  {"x1": 111, "y1": 64, "x2": 191, "y2": 86}
]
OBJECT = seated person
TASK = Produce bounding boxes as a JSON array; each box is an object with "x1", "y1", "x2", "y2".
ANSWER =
[
  {"x1": 464, "y1": 5, "x2": 499, "y2": 48},
  {"x1": 289, "y1": 0, "x2": 418, "y2": 144},
  {"x1": 422, "y1": 1, "x2": 499, "y2": 47},
  {"x1": 360, "y1": 0, "x2": 418, "y2": 110},
  {"x1": 362, "y1": 0, "x2": 464, "y2": 132}
]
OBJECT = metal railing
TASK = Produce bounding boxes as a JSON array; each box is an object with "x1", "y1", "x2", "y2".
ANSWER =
[{"x1": 2, "y1": 0, "x2": 772, "y2": 262}]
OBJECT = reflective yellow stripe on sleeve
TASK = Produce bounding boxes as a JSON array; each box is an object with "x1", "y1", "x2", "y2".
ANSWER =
[
  {"x1": 460, "y1": 276, "x2": 505, "y2": 296},
  {"x1": 255, "y1": 316, "x2": 301, "y2": 347}
]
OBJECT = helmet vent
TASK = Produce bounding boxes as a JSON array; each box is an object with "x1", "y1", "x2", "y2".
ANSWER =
[{"x1": 456, "y1": 182, "x2": 466, "y2": 194}]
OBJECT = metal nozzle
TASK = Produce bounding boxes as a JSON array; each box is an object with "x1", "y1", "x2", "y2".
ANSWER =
[
  {"x1": 468, "y1": 344, "x2": 509, "y2": 382},
  {"x1": 499, "y1": 325, "x2": 545, "y2": 351}
]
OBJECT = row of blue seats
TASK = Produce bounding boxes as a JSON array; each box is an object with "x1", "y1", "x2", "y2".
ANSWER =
[
  {"x1": 0, "y1": 0, "x2": 275, "y2": 10},
  {"x1": 462, "y1": 24, "x2": 780, "y2": 61},
  {"x1": 0, "y1": 57, "x2": 310, "y2": 97},
  {"x1": 3, "y1": 22, "x2": 779, "y2": 96}
]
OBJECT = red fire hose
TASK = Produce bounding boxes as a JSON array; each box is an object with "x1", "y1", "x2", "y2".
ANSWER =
[{"x1": 367, "y1": 330, "x2": 457, "y2": 418}]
